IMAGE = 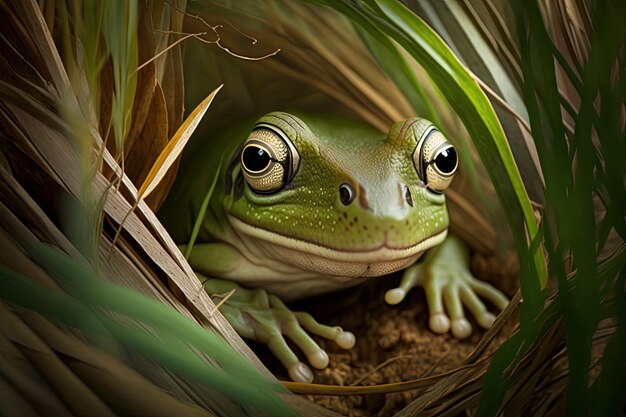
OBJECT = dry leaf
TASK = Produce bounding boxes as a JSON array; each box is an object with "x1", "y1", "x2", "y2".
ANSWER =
[{"x1": 136, "y1": 84, "x2": 223, "y2": 201}]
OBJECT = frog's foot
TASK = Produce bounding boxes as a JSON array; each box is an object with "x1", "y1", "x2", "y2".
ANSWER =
[
  {"x1": 205, "y1": 280, "x2": 354, "y2": 382},
  {"x1": 384, "y1": 236, "x2": 509, "y2": 339}
]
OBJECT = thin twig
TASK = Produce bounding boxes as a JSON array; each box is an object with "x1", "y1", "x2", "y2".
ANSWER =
[
  {"x1": 209, "y1": 288, "x2": 236, "y2": 316},
  {"x1": 164, "y1": 0, "x2": 281, "y2": 61},
  {"x1": 282, "y1": 356, "x2": 493, "y2": 395},
  {"x1": 469, "y1": 70, "x2": 533, "y2": 135},
  {"x1": 215, "y1": 41, "x2": 281, "y2": 61},
  {"x1": 224, "y1": 16, "x2": 257, "y2": 45},
  {"x1": 165, "y1": 0, "x2": 216, "y2": 31},
  {"x1": 136, "y1": 32, "x2": 204, "y2": 73},
  {"x1": 350, "y1": 355, "x2": 416, "y2": 386}
]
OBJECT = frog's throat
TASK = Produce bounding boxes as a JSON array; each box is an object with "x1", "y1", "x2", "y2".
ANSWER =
[{"x1": 227, "y1": 215, "x2": 447, "y2": 264}]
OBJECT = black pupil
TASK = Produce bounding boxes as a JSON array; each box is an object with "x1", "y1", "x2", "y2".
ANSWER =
[
  {"x1": 242, "y1": 146, "x2": 271, "y2": 172},
  {"x1": 434, "y1": 147, "x2": 457, "y2": 174}
]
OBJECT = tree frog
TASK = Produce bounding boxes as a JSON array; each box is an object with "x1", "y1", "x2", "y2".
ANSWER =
[{"x1": 159, "y1": 111, "x2": 508, "y2": 382}]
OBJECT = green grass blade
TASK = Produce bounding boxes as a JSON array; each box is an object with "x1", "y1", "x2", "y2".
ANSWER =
[
  {"x1": 0, "y1": 266, "x2": 113, "y2": 340},
  {"x1": 475, "y1": 1, "x2": 577, "y2": 413},
  {"x1": 185, "y1": 154, "x2": 225, "y2": 259},
  {"x1": 0, "y1": 249, "x2": 297, "y2": 416},
  {"x1": 561, "y1": 2, "x2": 625, "y2": 414},
  {"x1": 80, "y1": 0, "x2": 107, "y2": 117},
  {"x1": 592, "y1": 5, "x2": 626, "y2": 242},
  {"x1": 589, "y1": 266, "x2": 626, "y2": 415},
  {"x1": 409, "y1": 1, "x2": 545, "y2": 202},
  {"x1": 102, "y1": 0, "x2": 139, "y2": 149}
]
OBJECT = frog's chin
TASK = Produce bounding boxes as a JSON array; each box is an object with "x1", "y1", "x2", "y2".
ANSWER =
[{"x1": 227, "y1": 215, "x2": 447, "y2": 278}]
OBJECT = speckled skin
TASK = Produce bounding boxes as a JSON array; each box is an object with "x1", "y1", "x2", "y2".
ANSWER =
[{"x1": 161, "y1": 112, "x2": 449, "y2": 299}]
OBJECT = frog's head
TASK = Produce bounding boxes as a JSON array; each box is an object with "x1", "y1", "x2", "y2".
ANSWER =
[{"x1": 224, "y1": 112, "x2": 458, "y2": 277}]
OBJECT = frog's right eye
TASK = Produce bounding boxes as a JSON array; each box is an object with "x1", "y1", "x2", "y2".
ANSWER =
[{"x1": 240, "y1": 125, "x2": 300, "y2": 193}]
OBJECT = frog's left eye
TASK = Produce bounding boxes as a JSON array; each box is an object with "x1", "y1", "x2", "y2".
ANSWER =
[
  {"x1": 240, "y1": 125, "x2": 300, "y2": 193},
  {"x1": 413, "y1": 127, "x2": 458, "y2": 193}
]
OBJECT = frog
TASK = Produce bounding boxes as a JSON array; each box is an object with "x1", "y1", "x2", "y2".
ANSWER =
[{"x1": 159, "y1": 111, "x2": 509, "y2": 383}]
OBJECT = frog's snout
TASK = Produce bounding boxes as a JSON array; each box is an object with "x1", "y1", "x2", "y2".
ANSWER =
[
  {"x1": 336, "y1": 179, "x2": 417, "y2": 219},
  {"x1": 339, "y1": 183, "x2": 356, "y2": 205},
  {"x1": 403, "y1": 185, "x2": 414, "y2": 207}
]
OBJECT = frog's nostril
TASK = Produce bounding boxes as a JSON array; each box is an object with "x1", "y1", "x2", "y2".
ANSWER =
[
  {"x1": 404, "y1": 185, "x2": 413, "y2": 207},
  {"x1": 339, "y1": 183, "x2": 356, "y2": 205}
]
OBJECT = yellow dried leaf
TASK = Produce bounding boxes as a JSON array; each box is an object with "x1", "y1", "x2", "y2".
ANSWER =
[{"x1": 136, "y1": 84, "x2": 223, "y2": 200}]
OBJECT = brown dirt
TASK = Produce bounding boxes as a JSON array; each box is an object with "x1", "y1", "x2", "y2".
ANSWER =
[{"x1": 255, "y1": 260, "x2": 519, "y2": 417}]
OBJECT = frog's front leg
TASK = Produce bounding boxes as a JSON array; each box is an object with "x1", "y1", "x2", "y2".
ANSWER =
[
  {"x1": 184, "y1": 242, "x2": 355, "y2": 382},
  {"x1": 385, "y1": 234, "x2": 509, "y2": 339}
]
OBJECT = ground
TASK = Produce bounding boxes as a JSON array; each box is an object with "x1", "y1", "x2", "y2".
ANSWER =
[{"x1": 255, "y1": 258, "x2": 519, "y2": 417}]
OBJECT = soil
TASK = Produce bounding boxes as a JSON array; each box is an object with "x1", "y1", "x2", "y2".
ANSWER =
[{"x1": 255, "y1": 257, "x2": 519, "y2": 417}]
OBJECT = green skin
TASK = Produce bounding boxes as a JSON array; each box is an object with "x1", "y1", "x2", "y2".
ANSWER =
[{"x1": 160, "y1": 112, "x2": 508, "y2": 383}]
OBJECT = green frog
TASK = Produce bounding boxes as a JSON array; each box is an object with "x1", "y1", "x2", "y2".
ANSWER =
[{"x1": 159, "y1": 111, "x2": 508, "y2": 382}]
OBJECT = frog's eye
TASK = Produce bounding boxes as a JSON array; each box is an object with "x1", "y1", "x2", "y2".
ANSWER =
[
  {"x1": 413, "y1": 127, "x2": 458, "y2": 193},
  {"x1": 240, "y1": 125, "x2": 300, "y2": 193}
]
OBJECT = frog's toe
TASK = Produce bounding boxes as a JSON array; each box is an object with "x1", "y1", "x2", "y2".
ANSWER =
[
  {"x1": 451, "y1": 317, "x2": 472, "y2": 339},
  {"x1": 266, "y1": 330, "x2": 310, "y2": 381},
  {"x1": 443, "y1": 285, "x2": 473, "y2": 339},
  {"x1": 288, "y1": 362, "x2": 314, "y2": 383},
  {"x1": 470, "y1": 280, "x2": 509, "y2": 310},
  {"x1": 307, "y1": 350, "x2": 329, "y2": 369},
  {"x1": 385, "y1": 288, "x2": 407, "y2": 305},
  {"x1": 459, "y1": 284, "x2": 497, "y2": 330},
  {"x1": 423, "y1": 275, "x2": 451, "y2": 334},
  {"x1": 294, "y1": 312, "x2": 355, "y2": 350},
  {"x1": 334, "y1": 329, "x2": 356, "y2": 349},
  {"x1": 477, "y1": 311, "x2": 496, "y2": 329},
  {"x1": 386, "y1": 263, "x2": 423, "y2": 306},
  {"x1": 429, "y1": 313, "x2": 450, "y2": 334},
  {"x1": 282, "y1": 315, "x2": 329, "y2": 370}
]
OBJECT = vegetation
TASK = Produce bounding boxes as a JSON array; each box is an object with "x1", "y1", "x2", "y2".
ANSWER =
[{"x1": 0, "y1": 0, "x2": 623, "y2": 416}]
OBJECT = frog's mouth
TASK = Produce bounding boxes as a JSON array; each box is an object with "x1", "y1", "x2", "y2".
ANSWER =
[{"x1": 229, "y1": 216, "x2": 448, "y2": 265}]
